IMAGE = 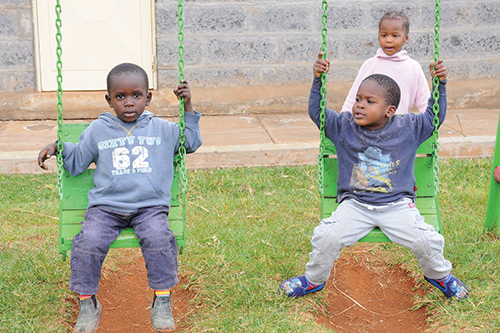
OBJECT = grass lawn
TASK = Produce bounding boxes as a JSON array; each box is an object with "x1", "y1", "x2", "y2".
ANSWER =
[{"x1": 0, "y1": 158, "x2": 498, "y2": 332}]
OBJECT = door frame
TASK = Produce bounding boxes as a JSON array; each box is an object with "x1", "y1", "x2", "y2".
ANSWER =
[{"x1": 32, "y1": 0, "x2": 157, "y2": 92}]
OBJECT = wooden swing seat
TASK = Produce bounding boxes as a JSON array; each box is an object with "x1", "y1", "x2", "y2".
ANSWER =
[
  {"x1": 321, "y1": 136, "x2": 442, "y2": 242},
  {"x1": 58, "y1": 123, "x2": 186, "y2": 260}
]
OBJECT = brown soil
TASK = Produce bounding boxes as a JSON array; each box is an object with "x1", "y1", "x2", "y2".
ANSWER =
[
  {"x1": 68, "y1": 246, "x2": 431, "y2": 332},
  {"x1": 314, "y1": 246, "x2": 431, "y2": 333},
  {"x1": 68, "y1": 249, "x2": 199, "y2": 332}
]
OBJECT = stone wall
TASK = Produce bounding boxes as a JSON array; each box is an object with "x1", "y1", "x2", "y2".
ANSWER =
[
  {"x1": 0, "y1": 0, "x2": 34, "y2": 93},
  {"x1": 1, "y1": 0, "x2": 499, "y2": 120}
]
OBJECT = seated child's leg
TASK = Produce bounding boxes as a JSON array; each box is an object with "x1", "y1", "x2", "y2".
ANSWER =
[
  {"x1": 377, "y1": 199, "x2": 468, "y2": 300},
  {"x1": 131, "y1": 206, "x2": 177, "y2": 331},
  {"x1": 280, "y1": 199, "x2": 375, "y2": 298},
  {"x1": 305, "y1": 199, "x2": 378, "y2": 284},
  {"x1": 131, "y1": 206, "x2": 179, "y2": 291},
  {"x1": 69, "y1": 206, "x2": 125, "y2": 295},
  {"x1": 376, "y1": 199, "x2": 452, "y2": 279}
]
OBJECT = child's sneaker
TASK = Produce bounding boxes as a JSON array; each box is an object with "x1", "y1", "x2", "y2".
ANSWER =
[
  {"x1": 279, "y1": 275, "x2": 325, "y2": 298},
  {"x1": 150, "y1": 294, "x2": 175, "y2": 332},
  {"x1": 73, "y1": 295, "x2": 102, "y2": 333},
  {"x1": 425, "y1": 273, "x2": 469, "y2": 300}
]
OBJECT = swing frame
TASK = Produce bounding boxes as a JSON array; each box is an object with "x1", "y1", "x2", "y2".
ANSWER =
[
  {"x1": 317, "y1": 0, "x2": 444, "y2": 241},
  {"x1": 485, "y1": 114, "x2": 500, "y2": 234},
  {"x1": 54, "y1": 1, "x2": 189, "y2": 260}
]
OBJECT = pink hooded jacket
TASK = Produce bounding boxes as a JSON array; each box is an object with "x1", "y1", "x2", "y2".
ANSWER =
[{"x1": 342, "y1": 48, "x2": 430, "y2": 114}]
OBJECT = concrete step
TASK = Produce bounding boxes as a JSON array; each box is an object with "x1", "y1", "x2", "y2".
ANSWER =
[{"x1": 0, "y1": 109, "x2": 498, "y2": 174}]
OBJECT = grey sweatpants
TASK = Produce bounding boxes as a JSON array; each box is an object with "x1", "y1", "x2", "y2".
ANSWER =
[{"x1": 305, "y1": 198, "x2": 452, "y2": 285}]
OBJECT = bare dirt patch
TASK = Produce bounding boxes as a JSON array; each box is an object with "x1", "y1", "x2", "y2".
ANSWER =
[
  {"x1": 315, "y1": 245, "x2": 431, "y2": 333},
  {"x1": 68, "y1": 245, "x2": 431, "y2": 332},
  {"x1": 69, "y1": 249, "x2": 199, "y2": 332}
]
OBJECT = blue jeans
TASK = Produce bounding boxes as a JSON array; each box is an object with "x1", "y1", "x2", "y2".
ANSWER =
[{"x1": 69, "y1": 206, "x2": 178, "y2": 295}]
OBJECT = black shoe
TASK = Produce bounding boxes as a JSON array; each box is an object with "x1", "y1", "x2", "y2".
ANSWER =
[
  {"x1": 151, "y1": 294, "x2": 175, "y2": 332},
  {"x1": 73, "y1": 295, "x2": 102, "y2": 333}
]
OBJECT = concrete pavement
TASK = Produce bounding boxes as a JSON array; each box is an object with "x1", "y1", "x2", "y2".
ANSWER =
[{"x1": 0, "y1": 108, "x2": 498, "y2": 174}]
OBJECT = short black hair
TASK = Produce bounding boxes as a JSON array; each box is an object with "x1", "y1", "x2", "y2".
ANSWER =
[
  {"x1": 106, "y1": 63, "x2": 149, "y2": 93},
  {"x1": 361, "y1": 74, "x2": 401, "y2": 108},
  {"x1": 379, "y1": 11, "x2": 410, "y2": 35}
]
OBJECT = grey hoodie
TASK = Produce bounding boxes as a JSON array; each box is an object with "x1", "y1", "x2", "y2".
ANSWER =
[{"x1": 61, "y1": 110, "x2": 202, "y2": 212}]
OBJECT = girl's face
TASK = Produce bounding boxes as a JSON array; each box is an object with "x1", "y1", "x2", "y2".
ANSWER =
[
  {"x1": 378, "y1": 18, "x2": 409, "y2": 56},
  {"x1": 105, "y1": 73, "x2": 152, "y2": 123}
]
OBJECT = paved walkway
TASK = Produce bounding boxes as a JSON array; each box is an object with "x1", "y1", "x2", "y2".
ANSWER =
[{"x1": 0, "y1": 108, "x2": 498, "y2": 174}]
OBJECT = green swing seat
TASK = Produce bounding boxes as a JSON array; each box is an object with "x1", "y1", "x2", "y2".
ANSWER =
[
  {"x1": 320, "y1": 137, "x2": 442, "y2": 242},
  {"x1": 54, "y1": 0, "x2": 189, "y2": 260},
  {"x1": 58, "y1": 123, "x2": 186, "y2": 260}
]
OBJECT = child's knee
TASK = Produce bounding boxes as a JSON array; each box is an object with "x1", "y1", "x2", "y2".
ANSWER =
[
  {"x1": 73, "y1": 230, "x2": 111, "y2": 255},
  {"x1": 140, "y1": 226, "x2": 175, "y2": 251},
  {"x1": 410, "y1": 218, "x2": 445, "y2": 259},
  {"x1": 312, "y1": 217, "x2": 350, "y2": 252}
]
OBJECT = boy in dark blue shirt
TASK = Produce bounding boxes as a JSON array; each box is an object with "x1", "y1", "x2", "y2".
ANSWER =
[{"x1": 279, "y1": 53, "x2": 469, "y2": 301}]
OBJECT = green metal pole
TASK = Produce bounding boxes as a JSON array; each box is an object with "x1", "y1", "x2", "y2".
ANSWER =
[{"x1": 485, "y1": 114, "x2": 500, "y2": 234}]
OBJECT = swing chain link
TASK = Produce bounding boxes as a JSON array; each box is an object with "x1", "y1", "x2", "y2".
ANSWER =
[
  {"x1": 318, "y1": 0, "x2": 328, "y2": 196},
  {"x1": 177, "y1": 0, "x2": 188, "y2": 221},
  {"x1": 55, "y1": 0, "x2": 64, "y2": 199},
  {"x1": 432, "y1": 0, "x2": 441, "y2": 194}
]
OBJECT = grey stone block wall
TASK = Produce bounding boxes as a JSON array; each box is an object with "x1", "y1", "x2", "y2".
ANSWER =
[
  {"x1": 155, "y1": 0, "x2": 500, "y2": 88},
  {"x1": 0, "y1": 0, "x2": 34, "y2": 92},
  {"x1": 0, "y1": 0, "x2": 499, "y2": 118}
]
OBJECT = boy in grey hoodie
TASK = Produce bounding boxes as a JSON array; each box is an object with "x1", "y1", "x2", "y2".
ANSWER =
[{"x1": 38, "y1": 63, "x2": 202, "y2": 333}]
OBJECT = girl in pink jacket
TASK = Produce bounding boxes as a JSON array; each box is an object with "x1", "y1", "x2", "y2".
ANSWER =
[{"x1": 342, "y1": 11, "x2": 430, "y2": 114}]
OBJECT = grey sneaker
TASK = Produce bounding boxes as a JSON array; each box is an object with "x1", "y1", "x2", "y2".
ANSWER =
[
  {"x1": 150, "y1": 294, "x2": 175, "y2": 332},
  {"x1": 73, "y1": 295, "x2": 102, "y2": 333}
]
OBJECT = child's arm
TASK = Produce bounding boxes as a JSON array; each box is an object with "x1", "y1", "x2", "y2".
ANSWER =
[
  {"x1": 418, "y1": 59, "x2": 448, "y2": 142},
  {"x1": 39, "y1": 126, "x2": 96, "y2": 176},
  {"x1": 494, "y1": 166, "x2": 500, "y2": 183},
  {"x1": 429, "y1": 59, "x2": 447, "y2": 83},
  {"x1": 174, "y1": 81, "x2": 202, "y2": 153},
  {"x1": 37, "y1": 142, "x2": 58, "y2": 170},
  {"x1": 428, "y1": 60, "x2": 447, "y2": 128},
  {"x1": 309, "y1": 53, "x2": 341, "y2": 139},
  {"x1": 173, "y1": 80, "x2": 193, "y2": 114},
  {"x1": 313, "y1": 52, "x2": 330, "y2": 78}
]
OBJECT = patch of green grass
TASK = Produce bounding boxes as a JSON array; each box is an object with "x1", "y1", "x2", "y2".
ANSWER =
[
  {"x1": 1, "y1": 159, "x2": 498, "y2": 332},
  {"x1": 0, "y1": 174, "x2": 73, "y2": 332}
]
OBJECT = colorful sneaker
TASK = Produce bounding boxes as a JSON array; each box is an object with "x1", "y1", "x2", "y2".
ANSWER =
[
  {"x1": 425, "y1": 273, "x2": 469, "y2": 300},
  {"x1": 73, "y1": 295, "x2": 102, "y2": 333},
  {"x1": 150, "y1": 294, "x2": 175, "y2": 332},
  {"x1": 279, "y1": 275, "x2": 325, "y2": 298}
]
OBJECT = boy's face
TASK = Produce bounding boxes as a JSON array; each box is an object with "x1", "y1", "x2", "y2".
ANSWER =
[
  {"x1": 378, "y1": 18, "x2": 408, "y2": 56},
  {"x1": 105, "y1": 73, "x2": 152, "y2": 123},
  {"x1": 352, "y1": 80, "x2": 396, "y2": 130}
]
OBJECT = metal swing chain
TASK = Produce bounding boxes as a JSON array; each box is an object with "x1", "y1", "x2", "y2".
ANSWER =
[
  {"x1": 431, "y1": 0, "x2": 441, "y2": 194},
  {"x1": 177, "y1": 0, "x2": 188, "y2": 220},
  {"x1": 55, "y1": 0, "x2": 64, "y2": 199},
  {"x1": 318, "y1": 0, "x2": 328, "y2": 195}
]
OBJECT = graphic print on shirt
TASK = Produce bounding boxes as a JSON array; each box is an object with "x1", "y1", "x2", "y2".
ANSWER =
[
  {"x1": 350, "y1": 147, "x2": 400, "y2": 193},
  {"x1": 98, "y1": 135, "x2": 162, "y2": 176}
]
